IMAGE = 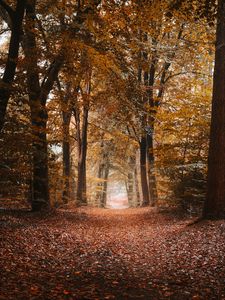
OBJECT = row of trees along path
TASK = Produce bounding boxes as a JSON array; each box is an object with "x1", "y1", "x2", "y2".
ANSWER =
[
  {"x1": 1, "y1": 0, "x2": 225, "y2": 298},
  {"x1": 0, "y1": 0, "x2": 225, "y2": 218}
]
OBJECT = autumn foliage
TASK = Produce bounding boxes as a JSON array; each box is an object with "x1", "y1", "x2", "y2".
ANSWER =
[
  {"x1": 0, "y1": 0, "x2": 217, "y2": 214},
  {"x1": 1, "y1": 1, "x2": 225, "y2": 298}
]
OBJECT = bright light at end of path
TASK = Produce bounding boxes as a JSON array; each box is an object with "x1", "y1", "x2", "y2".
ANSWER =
[{"x1": 106, "y1": 182, "x2": 129, "y2": 209}]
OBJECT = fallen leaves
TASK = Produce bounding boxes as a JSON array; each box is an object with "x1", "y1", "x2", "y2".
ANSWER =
[{"x1": 0, "y1": 207, "x2": 225, "y2": 299}]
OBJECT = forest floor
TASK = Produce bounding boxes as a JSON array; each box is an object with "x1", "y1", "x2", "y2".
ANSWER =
[{"x1": 0, "y1": 206, "x2": 225, "y2": 300}]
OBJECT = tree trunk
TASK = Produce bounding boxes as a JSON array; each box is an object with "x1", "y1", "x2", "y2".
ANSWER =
[
  {"x1": 31, "y1": 114, "x2": 49, "y2": 211},
  {"x1": 203, "y1": 0, "x2": 225, "y2": 219},
  {"x1": 96, "y1": 158, "x2": 105, "y2": 207},
  {"x1": 127, "y1": 172, "x2": 134, "y2": 206},
  {"x1": 24, "y1": 1, "x2": 49, "y2": 211},
  {"x1": 143, "y1": 27, "x2": 182, "y2": 207},
  {"x1": 134, "y1": 162, "x2": 141, "y2": 206},
  {"x1": 140, "y1": 136, "x2": 150, "y2": 206},
  {"x1": 146, "y1": 47, "x2": 158, "y2": 206},
  {"x1": 146, "y1": 132, "x2": 158, "y2": 206},
  {"x1": 127, "y1": 155, "x2": 136, "y2": 207},
  {"x1": 76, "y1": 67, "x2": 91, "y2": 205},
  {"x1": 25, "y1": 0, "x2": 63, "y2": 211},
  {"x1": 96, "y1": 140, "x2": 110, "y2": 208},
  {"x1": 0, "y1": 0, "x2": 26, "y2": 131},
  {"x1": 102, "y1": 161, "x2": 110, "y2": 207},
  {"x1": 97, "y1": 162, "x2": 110, "y2": 208},
  {"x1": 62, "y1": 111, "x2": 72, "y2": 203},
  {"x1": 138, "y1": 37, "x2": 150, "y2": 207},
  {"x1": 77, "y1": 105, "x2": 89, "y2": 205}
]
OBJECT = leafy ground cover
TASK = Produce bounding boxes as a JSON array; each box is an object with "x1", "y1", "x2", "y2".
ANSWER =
[{"x1": 0, "y1": 207, "x2": 225, "y2": 299}]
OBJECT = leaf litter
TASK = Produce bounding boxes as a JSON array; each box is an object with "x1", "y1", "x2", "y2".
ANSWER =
[{"x1": 0, "y1": 207, "x2": 225, "y2": 299}]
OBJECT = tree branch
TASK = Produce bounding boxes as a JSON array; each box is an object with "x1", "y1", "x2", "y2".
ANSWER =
[
  {"x1": 164, "y1": 71, "x2": 211, "y2": 83},
  {"x1": 40, "y1": 53, "x2": 64, "y2": 106},
  {"x1": 0, "y1": 0, "x2": 14, "y2": 20}
]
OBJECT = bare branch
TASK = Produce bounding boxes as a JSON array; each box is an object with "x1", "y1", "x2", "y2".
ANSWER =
[{"x1": 164, "y1": 71, "x2": 211, "y2": 83}]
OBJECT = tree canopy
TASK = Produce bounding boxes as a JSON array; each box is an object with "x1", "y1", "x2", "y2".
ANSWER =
[{"x1": 0, "y1": 0, "x2": 224, "y2": 219}]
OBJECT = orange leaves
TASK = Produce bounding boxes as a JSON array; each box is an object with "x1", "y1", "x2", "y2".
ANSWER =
[
  {"x1": 1, "y1": 207, "x2": 225, "y2": 299},
  {"x1": 30, "y1": 285, "x2": 39, "y2": 295},
  {"x1": 74, "y1": 271, "x2": 82, "y2": 275},
  {"x1": 63, "y1": 289, "x2": 71, "y2": 295}
]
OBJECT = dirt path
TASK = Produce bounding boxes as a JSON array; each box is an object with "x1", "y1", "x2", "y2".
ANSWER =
[{"x1": 0, "y1": 207, "x2": 225, "y2": 299}]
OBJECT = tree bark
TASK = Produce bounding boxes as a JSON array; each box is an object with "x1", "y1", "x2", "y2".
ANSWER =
[
  {"x1": 96, "y1": 140, "x2": 110, "y2": 208},
  {"x1": 96, "y1": 156, "x2": 104, "y2": 207},
  {"x1": 137, "y1": 36, "x2": 150, "y2": 207},
  {"x1": 144, "y1": 27, "x2": 183, "y2": 206},
  {"x1": 146, "y1": 46, "x2": 158, "y2": 206},
  {"x1": 75, "y1": 67, "x2": 91, "y2": 205},
  {"x1": 140, "y1": 136, "x2": 150, "y2": 206},
  {"x1": 25, "y1": 1, "x2": 63, "y2": 211},
  {"x1": 127, "y1": 171, "x2": 134, "y2": 206},
  {"x1": 77, "y1": 105, "x2": 89, "y2": 205},
  {"x1": 0, "y1": 0, "x2": 26, "y2": 131},
  {"x1": 60, "y1": 82, "x2": 74, "y2": 204},
  {"x1": 203, "y1": 0, "x2": 225, "y2": 219},
  {"x1": 134, "y1": 161, "x2": 141, "y2": 206},
  {"x1": 62, "y1": 110, "x2": 72, "y2": 203},
  {"x1": 102, "y1": 160, "x2": 110, "y2": 207},
  {"x1": 146, "y1": 133, "x2": 158, "y2": 206},
  {"x1": 24, "y1": 1, "x2": 48, "y2": 211},
  {"x1": 127, "y1": 155, "x2": 137, "y2": 207}
]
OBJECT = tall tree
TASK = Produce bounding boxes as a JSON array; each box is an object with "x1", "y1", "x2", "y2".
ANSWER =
[
  {"x1": 24, "y1": 0, "x2": 64, "y2": 210},
  {"x1": 75, "y1": 74, "x2": 91, "y2": 205},
  {"x1": 61, "y1": 83, "x2": 73, "y2": 204},
  {"x1": 203, "y1": 0, "x2": 225, "y2": 219},
  {"x1": 0, "y1": 0, "x2": 26, "y2": 131},
  {"x1": 24, "y1": 0, "x2": 101, "y2": 211},
  {"x1": 96, "y1": 139, "x2": 111, "y2": 208}
]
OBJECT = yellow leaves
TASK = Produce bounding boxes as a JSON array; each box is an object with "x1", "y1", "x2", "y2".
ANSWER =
[{"x1": 86, "y1": 46, "x2": 121, "y2": 76}]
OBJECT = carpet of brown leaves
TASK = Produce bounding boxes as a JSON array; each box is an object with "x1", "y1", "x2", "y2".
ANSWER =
[{"x1": 0, "y1": 207, "x2": 225, "y2": 299}]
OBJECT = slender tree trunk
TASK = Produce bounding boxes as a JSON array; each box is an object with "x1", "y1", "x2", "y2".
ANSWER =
[
  {"x1": 58, "y1": 82, "x2": 73, "y2": 204},
  {"x1": 97, "y1": 162, "x2": 110, "y2": 208},
  {"x1": 137, "y1": 36, "x2": 150, "y2": 207},
  {"x1": 127, "y1": 172, "x2": 134, "y2": 206},
  {"x1": 102, "y1": 160, "x2": 110, "y2": 207},
  {"x1": 96, "y1": 158, "x2": 104, "y2": 207},
  {"x1": 203, "y1": 0, "x2": 225, "y2": 219},
  {"x1": 134, "y1": 162, "x2": 141, "y2": 206},
  {"x1": 140, "y1": 136, "x2": 150, "y2": 206},
  {"x1": 127, "y1": 155, "x2": 136, "y2": 207},
  {"x1": 76, "y1": 67, "x2": 91, "y2": 205},
  {"x1": 146, "y1": 132, "x2": 158, "y2": 206},
  {"x1": 0, "y1": 0, "x2": 26, "y2": 131},
  {"x1": 144, "y1": 27, "x2": 183, "y2": 207},
  {"x1": 77, "y1": 106, "x2": 89, "y2": 205},
  {"x1": 146, "y1": 47, "x2": 158, "y2": 206},
  {"x1": 62, "y1": 111, "x2": 72, "y2": 203},
  {"x1": 70, "y1": 157, "x2": 76, "y2": 200},
  {"x1": 96, "y1": 140, "x2": 110, "y2": 208}
]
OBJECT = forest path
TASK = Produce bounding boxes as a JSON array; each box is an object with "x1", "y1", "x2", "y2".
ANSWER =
[{"x1": 1, "y1": 207, "x2": 225, "y2": 299}]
